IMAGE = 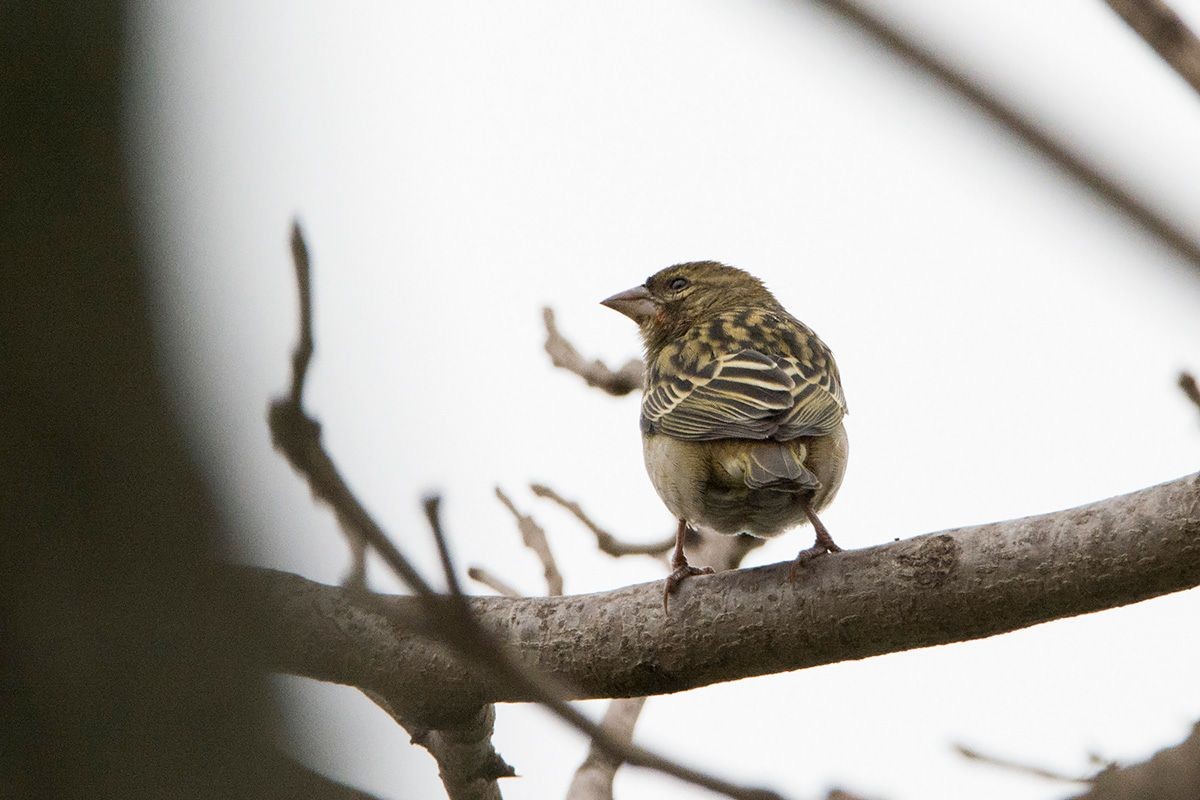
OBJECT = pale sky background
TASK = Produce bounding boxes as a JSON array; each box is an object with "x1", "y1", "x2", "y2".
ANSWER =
[{"x1": 129, "y1": 2, "x2": 1200, "y2": 798}]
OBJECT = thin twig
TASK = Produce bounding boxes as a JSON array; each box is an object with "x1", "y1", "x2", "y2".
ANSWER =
[
  {"x1": 1102, "y1": 0, "x2": 1200, "y2": 97},
  {"x1": 1180, "y1": 371, "x2": 1200, "y2": 414},
  {"x1": 468, "y1": 567, "x2": 523, "y2": 599},
  {"x1": 495, "y1": 487, "x2": 564, "y2": 596},
  {"x1": 270, "y1": 222, "x2": 433, "y2": 597},
  {"x1": 954, "y1": 743, "x2": 1094, "y2": 784},
  {"x1": 811, "y1": 0, "x2": 1200, "y2": 272},
  {"x1": 270, "y1": 222, "x2": 789, "y2": 800},
  {"x1": 530, "y1": 483, "x2": 675, "y2": 558},
  {"x1": 543, "y1": 307, "x2": 644, "y2": 396}
]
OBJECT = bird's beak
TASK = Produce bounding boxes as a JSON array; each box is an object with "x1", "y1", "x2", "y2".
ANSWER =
[{"x1": 600, "y1": 285, "x2": 656, "y2": 324}]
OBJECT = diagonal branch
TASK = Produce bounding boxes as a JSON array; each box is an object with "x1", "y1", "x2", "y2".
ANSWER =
[
  {"x1": 246, "y1": 471, "x2": 1200, "y2": 712},
  {"x1": 810, "y1": 0, "x2": 1200, "y2": 272},
  {"x1": 1101, "y1": 0, "x2": 1200, "y2": 97}
]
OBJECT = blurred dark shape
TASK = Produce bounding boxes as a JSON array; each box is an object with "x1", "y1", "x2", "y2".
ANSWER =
[{"x1": 0, "y1": 3, "x2": 282, "y2": 798}]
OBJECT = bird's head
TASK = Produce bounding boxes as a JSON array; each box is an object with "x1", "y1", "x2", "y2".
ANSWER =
[{"x1": 601, "y1": 261, "x2": 780, "y2": 352}]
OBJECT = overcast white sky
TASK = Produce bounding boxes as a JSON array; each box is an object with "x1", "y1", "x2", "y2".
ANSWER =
[{"x1": 131, "y1": 2, "x2": 1200, "y2": 798}]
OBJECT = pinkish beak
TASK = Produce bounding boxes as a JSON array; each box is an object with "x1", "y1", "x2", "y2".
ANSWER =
[{"x1": 601, "y1": 285, "x2": 656, "y2": 324}]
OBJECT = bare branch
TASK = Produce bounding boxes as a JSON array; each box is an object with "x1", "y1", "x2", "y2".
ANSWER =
[
  {"x1": 248, "y1": 471, "x2": 1200, "y2": 712},
  {"x1": 269, "y1": 222, "x2": 435, "y2": 597},
  {"x1": 810, "y1": 0, "x2": 1200, "y2": 272},
  {"x1": 543, "y1": 307, "x2": 644, "y2": 396},
  {"x1": 1102, "y1": 0, "x2": 1200, "y2": 97},
  {"x1": 468, "y1": 567, "x2": 523, "y2": 599},
  {"x1": 530, "y1": 483, "x2": 675, "y2": 558},
  {"x1": 1180, "y1": 371, "x2": 1200, "y2": 415},
  {"x1": 954, "y1": 743, "x2": 1092, "y2": 784},
  {"x1": 495, "y1": 486, "x2": 565, "y2": 596},
  {"x1": 565, "y1": 698, "x2": 648, "y2": 800}
]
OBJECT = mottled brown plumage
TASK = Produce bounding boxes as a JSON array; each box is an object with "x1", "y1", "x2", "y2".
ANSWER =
[{"x1": 602, "y1": 261, "x2": 849, "y2": 608}]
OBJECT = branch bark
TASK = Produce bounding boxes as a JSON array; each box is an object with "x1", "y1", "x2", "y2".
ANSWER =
[
  {"x1": 1102, "y1": 0, "x2": 1200, "y2": 97},
  {"x1": 246, "y1": 472, "x2": 1200, "y2": 718}
]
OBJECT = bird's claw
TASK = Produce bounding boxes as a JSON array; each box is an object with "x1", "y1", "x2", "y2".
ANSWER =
[
  {"x1": 663, "y1": 564, "x2": 714, "y2": 612},
  {"x1": 787, "y1": 544, "x2": 836, "y2": 582}
]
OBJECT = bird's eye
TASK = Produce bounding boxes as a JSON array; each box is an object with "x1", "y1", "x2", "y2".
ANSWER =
[{"x1": 669, "y1": 277, "x2": 689, "y2": 292}]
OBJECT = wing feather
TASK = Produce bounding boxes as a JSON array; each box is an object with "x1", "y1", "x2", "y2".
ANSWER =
[{"x1": 641, "y1": 311, "x2": 847, "y2": 441}]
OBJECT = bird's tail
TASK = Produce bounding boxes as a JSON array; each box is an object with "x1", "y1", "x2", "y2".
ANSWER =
[{"x1": 742, "y1": 441, "x2": 820, "y2": 491}]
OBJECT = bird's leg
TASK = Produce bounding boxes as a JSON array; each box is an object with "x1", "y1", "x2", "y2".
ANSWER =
[
  {"x1": 788, "y1": 501, "x2": 842, "y2": 581},
  {"x1": 663, "y1": 519, "x2": 714, "y2": 612}
]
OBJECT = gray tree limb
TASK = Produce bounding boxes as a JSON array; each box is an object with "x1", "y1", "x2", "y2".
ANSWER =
[{"x1": 245, "y1": 472, "x2": 1200, "y2": 723}]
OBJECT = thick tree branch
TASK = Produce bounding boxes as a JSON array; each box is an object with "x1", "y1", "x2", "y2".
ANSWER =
[
  {"x1": 1102, "y1": 0, "x2": 1200, "y2": 97},
  {"x1": 810, "y1": 0, "x2": 1200, "y2": 272},
  {"x1": 246, "y1": 472, "x2": 1200, "y2": 714}
]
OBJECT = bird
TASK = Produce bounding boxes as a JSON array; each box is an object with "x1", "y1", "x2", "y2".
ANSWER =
[{"x1": 601, "y1": 261, "x2": 849, "y2": 609}]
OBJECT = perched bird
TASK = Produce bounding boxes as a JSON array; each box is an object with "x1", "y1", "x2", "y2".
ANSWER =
[{"x1": 601, "y1": 262, "x2": 849, "y2": 608}]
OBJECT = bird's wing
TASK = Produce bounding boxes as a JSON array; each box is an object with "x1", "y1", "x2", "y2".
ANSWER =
[
  {"x1": 641, "y1": 349, "x2": 797, "y2": 441},
  {"x1": 642, "y1": 314, "x2": 846, "y2": 441},
  {"x1": 772, "y1": 352, "x2": 845, "y2": 438}
]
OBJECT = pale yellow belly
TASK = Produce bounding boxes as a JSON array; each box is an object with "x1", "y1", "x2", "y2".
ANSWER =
[{"x1": 642, "y1": 424, "x2": 848, "y2": 537}]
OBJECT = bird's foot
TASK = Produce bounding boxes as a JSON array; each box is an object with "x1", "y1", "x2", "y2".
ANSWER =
[
  {"x1": 663, "y1": 563, "x2": 714, "y2": 612},
  {"x1": 787, "y1": 540, "x2": 839, "y2": 582}
]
